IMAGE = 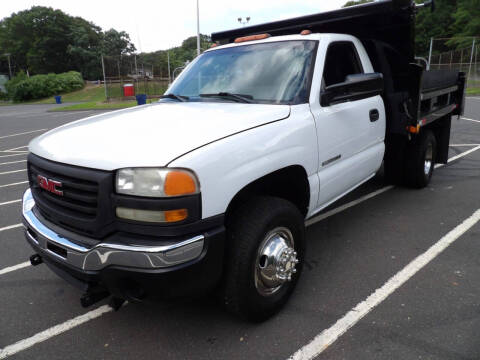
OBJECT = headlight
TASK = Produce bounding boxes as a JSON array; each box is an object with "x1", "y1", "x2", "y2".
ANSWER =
[{"x1": 116, "y1": 168, "x2": 199, "y2": 198}]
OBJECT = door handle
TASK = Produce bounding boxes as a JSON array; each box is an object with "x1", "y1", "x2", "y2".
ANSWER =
[{"x1": 369, "y1": 109, "x2": 379, "y2": 122}]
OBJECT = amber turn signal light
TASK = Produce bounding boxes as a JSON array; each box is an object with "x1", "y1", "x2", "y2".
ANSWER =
[{"x1": 164, "y1": 171, "x2": 198, "y2": 196}]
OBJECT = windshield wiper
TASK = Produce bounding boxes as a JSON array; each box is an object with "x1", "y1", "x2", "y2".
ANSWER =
[
  {"x1": 199, "y1": 92, "x2": 253, "y2": 103},
  {"x1": 160, "y1": 93, "x2": 189, "y2": 102}
]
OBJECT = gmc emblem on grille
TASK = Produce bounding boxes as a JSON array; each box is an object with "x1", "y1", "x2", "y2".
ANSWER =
[{"x1": 37, "y1": 175, "x2": 63, "y2": 196}]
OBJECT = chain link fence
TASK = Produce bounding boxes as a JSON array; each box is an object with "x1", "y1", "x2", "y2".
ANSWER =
[
  {"x1": 102, "y1": 55, "x2": 169, "y2": 100},
  {"x1": 426, "y1": 38, "x2": 479, "y2": 88}
]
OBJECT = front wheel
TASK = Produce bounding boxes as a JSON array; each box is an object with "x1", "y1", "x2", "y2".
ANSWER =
[{"x1": 222, "y1": 197, "x2": 306, "y2": 322}]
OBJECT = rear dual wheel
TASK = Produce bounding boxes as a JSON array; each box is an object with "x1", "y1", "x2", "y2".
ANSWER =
[{"x1": 405, "y1": 130, "x2": 437, "y2": 188}]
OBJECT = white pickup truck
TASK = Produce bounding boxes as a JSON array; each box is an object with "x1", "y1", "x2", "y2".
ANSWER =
[{"x1": 22, "y1": 0, "x2": 465, "y2": 321}]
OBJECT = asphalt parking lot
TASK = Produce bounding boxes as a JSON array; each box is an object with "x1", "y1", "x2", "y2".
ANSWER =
[{"x1": 0, "y1": 100, "x2": 479, "y2": 360}]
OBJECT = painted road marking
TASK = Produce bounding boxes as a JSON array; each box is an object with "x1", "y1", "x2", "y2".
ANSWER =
[
  {"x1": 0, "y1": 305, "x2": 114, "y2": 359},
  {"x1": 0, "y1": 181, "x2": 28, "y2": 188},
  {"x1": 0, "y1": 224, "x2": 22, "y2": 232},
  {"x1": 441, "y1": 144, "x2": 480, "y2": 165},
  {"x1": 0, "y1": 199, "x2": 21, "y2": 206},
  {"x1": 0, "y1": 145, "x2": 479, "y2": 359},
  {"x1": 450, "y1": 144, "x2": 480, "y2": 146},
  {"x1": 289, "y1": 208, "x2": 480, "y2": 360},
  {"x1": 0, "y1": 129, "x2": 47, "y2": 140},
  {"x1": 0, "y1": 262, "x2": 30, "y2": 276},
  {"x1": 0, "y1": 169, "x2": 27, "y2": 175},
  {"x1": 306, "y1": 186, "x2": 394, "y2": 227},
  {"x1": 0, "y1": 154, "x2": 26, "y2": 159},
  {"x1": 461, "y1": 117, "x2": 480, "y2": 123},
  {"x1": 0, "y1": 160, "x2": 27, "y2": 166}
]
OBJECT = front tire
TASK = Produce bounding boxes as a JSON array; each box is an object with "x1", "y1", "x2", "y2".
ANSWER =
[{"x1": 222, "y1": 197, "x2": 305, "y2": 322}]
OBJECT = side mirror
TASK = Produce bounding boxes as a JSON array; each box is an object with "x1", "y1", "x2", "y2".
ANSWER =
[{"x1": 321, "y1": 72, "x2": 384, "y2": 107}]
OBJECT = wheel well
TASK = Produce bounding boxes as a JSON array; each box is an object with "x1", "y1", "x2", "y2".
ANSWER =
[{"x1": 225, "y1": 165, "x2": 310, "y2": 224}]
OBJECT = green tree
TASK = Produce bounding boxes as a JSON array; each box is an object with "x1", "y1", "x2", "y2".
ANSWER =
[
  {"x1": 414, "y1": 0, "x2": 457, "y2": 55},
  {"x1": 0, "y1": 6, "x2": 136, "y2": 79},
  {"x1": 342, "y1": 0, "x2": 373, "y2": 7},
  {"x1": 102, "y1": 29, "x2": 136, "y2": 57},
  {"x1": 447, "y1": 0, "x2": 480, "y2": 48}
]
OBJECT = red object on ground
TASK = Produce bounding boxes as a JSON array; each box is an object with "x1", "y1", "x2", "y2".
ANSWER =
[{"x1": 123, "y1": 84, "x2": 135, "y2": 96}]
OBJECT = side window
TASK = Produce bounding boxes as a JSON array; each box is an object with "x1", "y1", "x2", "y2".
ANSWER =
[{"x1": 322, "y1": 42, "x2": 363, "y2": 87}]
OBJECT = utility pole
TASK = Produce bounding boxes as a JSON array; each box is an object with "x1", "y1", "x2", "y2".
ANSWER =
[
  {"x1": 427, "y1": 37, "x2": 433, "y2": 70},
  {"x1": 196, "y1": 0, "x2": 201, "y2": 57},
  {"x1": 134, "y1": 55, "x2": 138, "y2": 77},
  {"x1": 101, "y1": 54, "x2": 108, "y2": 99},
  {"x1": 5, "y1": 53, "x2": 12, "y2": 79},
  {"x1": 467, "y1": 38, "x2": 476, "y2": 85},
  {"x1": 167, "y1": 51, "x2": 171, "y2": 84}
]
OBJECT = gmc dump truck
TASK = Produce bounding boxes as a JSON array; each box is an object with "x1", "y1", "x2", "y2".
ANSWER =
[{"x1": 22, "y1": 0, "x2": 465, "y2": 321}]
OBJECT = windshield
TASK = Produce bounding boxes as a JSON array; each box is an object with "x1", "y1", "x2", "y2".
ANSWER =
[{"x1": 166, "y1": 40, "x2": 317, "y2": 105}]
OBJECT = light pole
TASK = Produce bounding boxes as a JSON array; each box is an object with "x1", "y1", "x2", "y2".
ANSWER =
[
  {"x1": 196, "y1": 0, "x2": 201, "y2": 57},
  {"x1": 238, "y1": 17, "x2": 251, "y2": 26},
  {"x1": 4, "y1": 53, "x2": 12, "y2": 79}
]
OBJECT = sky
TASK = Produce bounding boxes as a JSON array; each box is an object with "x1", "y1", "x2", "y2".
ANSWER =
[{"x1": 0, "y1": 0, "x2": 347, "y2": 53}]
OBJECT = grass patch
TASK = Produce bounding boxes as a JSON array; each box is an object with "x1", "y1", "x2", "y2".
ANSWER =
[
  {"x1": 49, "y1": 100, "x2": 139, "y2": 111},
  {"x1": 466, "y1": 87, "x2": 480, "y2": 96},
  {"x1": 34, "y1": 84, "x2": 106, "y2": 104}
]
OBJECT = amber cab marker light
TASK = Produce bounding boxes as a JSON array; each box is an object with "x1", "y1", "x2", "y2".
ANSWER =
[
  {"x1": 234, "y1": 33, "x2": 271, "y2": 43},
  {"x1": 164, "y1": 171, "x2": 198, "y2": 196},
  {"x1": 165, "y1": 209, "x2": 188, "y2": 223},
  {"x1": 407, "y1": 125, "x2": 420, "y2": 134},
  {"x1": 300, "y1": 30, "x2": 312, "y2": 35}
]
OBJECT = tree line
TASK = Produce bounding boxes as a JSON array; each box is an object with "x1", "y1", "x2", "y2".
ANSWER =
[
  {"x1": 1, "y1": 2, "x2": 478, "y2": 81},
  {"x1": 0, "y1": 6, "x2": 136, "y2": 80},
  {"x1": 343, "y1": 0, "x2": 480, "y2": 55}
]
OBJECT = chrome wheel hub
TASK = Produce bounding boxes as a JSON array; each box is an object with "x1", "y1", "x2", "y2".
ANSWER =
[
  {"x1": 424, "y1": 142, "x2": 433, "y2": 176},
  {"x1": 255, "y1": 227, "x2": 298, "y2": 296}
]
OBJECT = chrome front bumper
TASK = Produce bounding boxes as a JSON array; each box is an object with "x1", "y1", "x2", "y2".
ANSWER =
[{"x1": 22, "y1": 188, "x2": 205, "y2": 271}]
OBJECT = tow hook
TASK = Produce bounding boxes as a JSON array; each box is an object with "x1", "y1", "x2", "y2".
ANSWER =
[
  {"x1": 80, "y1": 288, "x2": 110, "y2": 308},
  {"x1": 109, "y1": 297, "x2": 126, "y2": 311},
  {"x1": 29, "y1": 254, "x2": 43, "y2": 266}
]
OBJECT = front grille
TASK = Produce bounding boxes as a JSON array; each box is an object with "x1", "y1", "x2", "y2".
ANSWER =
[
  {"x1": 29, "y1": 163, "x2": 99, "y2": 219},
  {"x1": 28, "y1": 154, "x2": 114, "y2": 238}
]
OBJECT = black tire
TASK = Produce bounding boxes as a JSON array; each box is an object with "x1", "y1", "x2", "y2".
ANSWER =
[
  {"x1": 222, "y1": 196, "x2": 306, "y2": 322},
  {"x1": 404, "y1": 130, "x2": 437, "y2": 188}
]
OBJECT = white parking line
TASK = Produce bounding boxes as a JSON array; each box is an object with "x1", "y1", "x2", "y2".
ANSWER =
[
  {"x1": 5, "y1": 146, "x2": 28, "y2": 151},
  {"x1": 461, "y1": 117, "x2": 480, "y2": 123},
  {"x1": 450, "y1": 144, "x2": 480, "y2": 146},
  {"x1": 0, "y1": 145, "x2": 478, "y2": 359},
  {"x1": 0, "y1": 305, "x2": 114, "y2": 359},
  {"x1": 0, "y1": 181, "x2": 28, "y2": 188},
  {"x1": 0, "y1": 160, "x2": 27, "y2": 166},
  {"x1": 0, "y1": 129, "x2": 47, "y2": 140},
  {"x1": 0, "y1": 154, "x2": 26, "y2": 158},
  {"x1": 289, "y1": 208, "x2": 480, "y2": 360},
  {"x1": 0, "y1": 224, "x2": 22, "y2": 232},
  {"x1": 442, "y1": 144, "x2": 480, "y2": 164},
  {"x1": 0, "y1": 199, "x2": 21, "y2": 206},
  {"x1": 0, "y1": 262, "x2": 30, "y2": 276},
  {"x1": 306, "y1": 186, "x2": 394, "y2": 227},
  {"x1": 0, "y1": 169, "x2": 26, "y2": 175}
]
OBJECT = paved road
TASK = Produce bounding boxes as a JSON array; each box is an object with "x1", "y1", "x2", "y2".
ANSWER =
[{"x1": 0, "y1": 100, "x2": 479, "y2": 359}]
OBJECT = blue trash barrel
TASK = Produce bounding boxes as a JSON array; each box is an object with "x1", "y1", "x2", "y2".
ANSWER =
[
  {"x1": 136, "y1": 94, "x2": 147, "y2": 105},
  {"x1": 54, "y1": 95, "x2": 62, "y2": 104}
]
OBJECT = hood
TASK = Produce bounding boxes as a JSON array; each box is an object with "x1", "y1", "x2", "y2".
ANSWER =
[{"x1": 29, "y1": 102, "x2": 290, "y2": 170}]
